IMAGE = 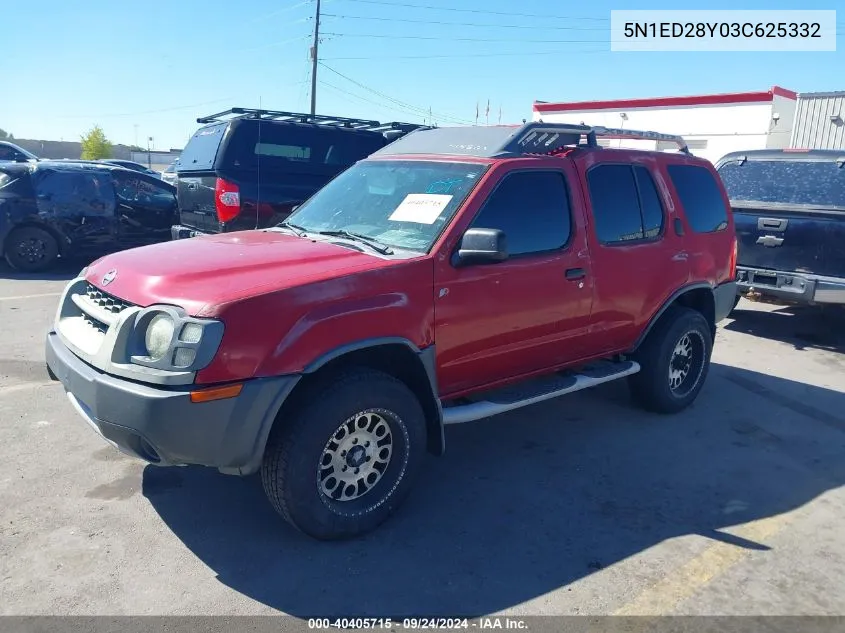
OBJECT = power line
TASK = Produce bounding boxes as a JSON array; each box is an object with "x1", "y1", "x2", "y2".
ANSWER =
[
  {"x1": 321, "y1": 49, "x2": 610, "y2": 60},
  {"x1": 318, "y1": 62, "x2": 473, "y2": 124},
  {"x1": 53, "y1": 97, "x2": 239, "y2": 119},
  {"x1": 319, "y1": 80, "x2": 434, "y2": 123},
  {"x1": 324, "y1": 31, "x2": 607, "y2": 43},
  {"x1": 326, "y1": 0, "x2": 609, "y2": 21},
  {"x1": 321, "y1": 13, "x2": 607, "y2": 30}
]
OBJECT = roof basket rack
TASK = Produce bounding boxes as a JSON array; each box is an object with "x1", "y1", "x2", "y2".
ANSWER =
[
  {"x1": 370, "y1": 121, "x2": 690, "y2": 159},
  {"x1": 196, "y1": 107, "x2": 429, "y2": 134},
  {"x1": 590, "y1": 126, "x2": 690, "y2": 154},
  {"x1": 503, "y1": 122, "x2": 690, "y2": 156}
]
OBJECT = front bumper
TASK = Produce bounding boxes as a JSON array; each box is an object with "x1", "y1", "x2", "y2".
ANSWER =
[
  {"x1": 45, "y1": 331, "x2": 298, "y2": 475},
  {"x1": 171, "y1": 224, "x2": 208, "y2": 240},
  {"x1": 736, "y1": 267, "x2": 845, "y2": 306}
]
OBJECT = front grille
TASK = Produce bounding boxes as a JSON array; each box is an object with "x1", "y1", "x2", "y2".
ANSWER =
[
  {"x1": 82, "y1": 314, "x2": 108, "y2": 335},
  {"x1": 86, "y1": 284, "x2": 134, "y2": 314}
]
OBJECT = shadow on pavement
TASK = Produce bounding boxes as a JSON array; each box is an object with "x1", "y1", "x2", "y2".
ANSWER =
[
  {"x1": 724, "y1": 301, "x2": 845, "y2": 354},
  {"x1": 0, "y1": 259, "x2": 84, "y2": 282},
  {"x1": 143, "y1": 363, "x2": 845, "y2": 617}
]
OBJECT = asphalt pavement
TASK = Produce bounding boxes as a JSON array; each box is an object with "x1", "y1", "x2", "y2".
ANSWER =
[{"x1": 2, "y1": 263, "x2": 845, "y2": 617}]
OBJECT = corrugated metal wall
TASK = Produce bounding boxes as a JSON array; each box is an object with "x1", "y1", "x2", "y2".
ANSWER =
[{"x1": 790, "y1": 92, "x2": 845, "y2": 149}]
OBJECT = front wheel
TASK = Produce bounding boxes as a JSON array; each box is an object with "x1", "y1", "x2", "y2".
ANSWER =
[
  {"x1": 4, "y1": 226, "x2": 60, "y2": 273},
  {"x1": 628, "y1": 306, "x2": 713, "y2": 414},
  {"x1": 261, "y1": 369, "x2": 427, "y2": 540}
]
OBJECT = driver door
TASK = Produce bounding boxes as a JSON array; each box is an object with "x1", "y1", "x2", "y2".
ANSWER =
[{"x1": 432, "y1": 166, "x2": 595, "y2": 397}]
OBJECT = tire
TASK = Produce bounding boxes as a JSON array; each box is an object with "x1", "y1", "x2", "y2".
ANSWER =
[
  {"x1": 628, "y1": 306, "x2": 713, "y2": 414},
  {"x1": 4, "y1": 226, "x2": 60, "y2": 273},
  {"x1": 261, "y1": 368, "x2": 428, "y2": 540}
]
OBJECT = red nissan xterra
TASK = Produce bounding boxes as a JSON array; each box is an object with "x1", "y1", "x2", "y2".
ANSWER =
[{"x1": 46, "y1": 122, "x2": 738, "y2": 540}]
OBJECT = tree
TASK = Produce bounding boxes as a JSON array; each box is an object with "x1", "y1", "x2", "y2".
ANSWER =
[
  {"x1": 0, "y1": 128, "x2": 10, "y2": 140},
  {"x1": 80, "y1": 125, "x2": 113, "y2": 160}
]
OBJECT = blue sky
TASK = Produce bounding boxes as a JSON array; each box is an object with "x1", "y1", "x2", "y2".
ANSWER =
[{"x1": 1, "y1": 0, "x2": 842, "y2": 149}]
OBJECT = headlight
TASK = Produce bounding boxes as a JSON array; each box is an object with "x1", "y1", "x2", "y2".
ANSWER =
[
  {"x1": 130, "y1": 306, "x2": 225, "y2": 373},
  {"x1": 144, "y1": 314, "x2": 175, "y2": 360}
]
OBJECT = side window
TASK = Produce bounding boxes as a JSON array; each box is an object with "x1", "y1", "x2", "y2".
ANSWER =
[
  {"x1": 34, "y1": 170, "x2": 112, "y2": 216},
  {"x1": 114, "y1": 172, "x2": 175, "y2": 211},
  {"x1": 633, "y1": 166, "x2": 665, "y2": 238},
  {"x1": 587, "y1": 165, "x2": 644, "y2": 243},
  {"x1": 0, "y1": 146, "x2": 16, "y2": 161},
  {"x1": 470, "y1": 171, "x2": 571, "y2": 256},
  {"x1": 667, "y1": 164, "x2": 729, "y2": 233}
]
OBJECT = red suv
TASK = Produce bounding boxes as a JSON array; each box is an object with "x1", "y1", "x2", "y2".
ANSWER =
[{"x1": 45, "y1": 123, "x2": 738, "y2": 540}]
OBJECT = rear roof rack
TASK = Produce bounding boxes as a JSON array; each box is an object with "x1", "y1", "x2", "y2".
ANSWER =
[
  {"x1": 196, "y1": 107, "x2": 427, "y2": 134},
  {"x1": 371, "y1": 121, "x2": 690, "y2": 158}
]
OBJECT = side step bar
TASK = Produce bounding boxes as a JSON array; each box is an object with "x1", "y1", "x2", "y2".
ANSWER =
[{"x1": 441, "y1": 360, "x2": 640, "y2": 425}]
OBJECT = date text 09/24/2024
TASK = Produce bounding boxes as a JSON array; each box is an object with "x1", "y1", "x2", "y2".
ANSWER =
[{"x1": 307, "y1": 618, "x2": 528, "y2": 630}]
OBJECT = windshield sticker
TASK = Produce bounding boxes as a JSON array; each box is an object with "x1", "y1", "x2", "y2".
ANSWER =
[
  {"x1": 426, "y1": 179, "x2": 464, "y2": 194},
  {"x1": 389, "y1": 194, "x2": 453, "y2": 224}
]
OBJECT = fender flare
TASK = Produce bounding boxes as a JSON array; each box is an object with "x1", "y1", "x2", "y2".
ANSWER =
[
  {"x1": 629, "y1": 282, "x2": 714, "y2": 353},
  {"x1": 303, "y1": 337, "x2": 445, "y2": 455}
]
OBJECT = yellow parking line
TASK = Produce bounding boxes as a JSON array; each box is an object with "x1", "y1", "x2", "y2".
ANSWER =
[
  {"x1": 613, "y1": 509, "x2": 799, "y2": 616},
  {"x1": 0, "y1": 292, "x2": 62, "y2": 302}
]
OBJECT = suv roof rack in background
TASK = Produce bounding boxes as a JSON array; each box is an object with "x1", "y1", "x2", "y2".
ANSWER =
[
  {"x1": 371, "y1": 121, "x2": 690, "y2": 158},
  {"x1": 196, "y1": 107, "x2": 428, "y2": 134}
]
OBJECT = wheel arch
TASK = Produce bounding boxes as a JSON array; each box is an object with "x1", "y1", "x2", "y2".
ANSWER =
[
  {"x1": 630, "y1": 283, "x2": 716, "y2": 353},
  {"x1": 2, "y1": 220, "x2": 68, "y2": 258},
  {"x1": 269, "y1": 338, "x2": 444, "y2": 459}
]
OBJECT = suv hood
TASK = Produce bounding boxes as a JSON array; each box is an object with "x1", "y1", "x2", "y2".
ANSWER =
[{"x1": 84, "y1": 230, "x2": 395, "y2": 315}]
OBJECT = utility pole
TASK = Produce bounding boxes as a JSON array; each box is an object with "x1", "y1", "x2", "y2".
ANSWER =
[{"x1": 309, "y1": 0, "x2": 321, "y2": 117}]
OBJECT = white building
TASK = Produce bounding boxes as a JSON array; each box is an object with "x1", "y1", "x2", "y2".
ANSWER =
[{"x1": 532, "y1": 86, "x2": 798, "y2": 163}]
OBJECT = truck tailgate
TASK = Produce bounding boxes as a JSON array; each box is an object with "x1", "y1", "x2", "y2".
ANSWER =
[
  {"x1": 733, "y1": 203, "x2": 845, "y2": 278},
  {"x1": 176, "y1": 173, "x2": 219, "y2": 234}
]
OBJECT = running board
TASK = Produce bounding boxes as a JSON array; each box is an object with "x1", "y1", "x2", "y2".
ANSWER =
[{"x1": 441, "y1": 360, "x2": 640, "y2": 425}]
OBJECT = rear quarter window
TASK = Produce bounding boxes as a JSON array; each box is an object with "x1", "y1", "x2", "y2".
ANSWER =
[
  {"x1": 178, "y1": 123, "x2": 228, "y2": 171},
  {"x1": 667, "y1": 164, "x2": 729, "y2": 233}
]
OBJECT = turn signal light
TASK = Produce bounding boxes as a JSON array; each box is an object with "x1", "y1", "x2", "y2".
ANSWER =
[{"x1": 190, "y1": 383, "x2": 244, "y2": 404}]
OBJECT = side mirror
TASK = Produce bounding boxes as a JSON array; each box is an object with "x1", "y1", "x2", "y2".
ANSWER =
[{"x1": 456, "y1": 227, "x2": 508, "y2": 265}]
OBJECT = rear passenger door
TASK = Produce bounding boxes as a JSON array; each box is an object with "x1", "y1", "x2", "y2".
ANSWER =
[
  {"x1": 582, "y1": 161, "x2": 689, "y2": 352},
  {"x1": 434, "y1": 166, "x2": 595, "y2": 396},
  {"x1": 112, "y1": 170, "x2": 178, "y2": 247},
  {"x1": 33, "y1": 169, "x2": 116, "y2": 255}
]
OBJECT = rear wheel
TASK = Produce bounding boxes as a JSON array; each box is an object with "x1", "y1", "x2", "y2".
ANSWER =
[
  {"x1": 628, "y1": 306, "x2": 712, "y2": 414},
  {"x1": 4, "y1": 226, "x2": 59, "y2": 272},
  {"x1": 261, "y1": 369, "x2": 427, "y2": 540}
]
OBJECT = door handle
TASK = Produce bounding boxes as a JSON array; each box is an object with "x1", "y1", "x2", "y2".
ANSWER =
[
  {"x1": 758, "y1": 217, "x2": 788, "y2": 231},
  {"x1": 671, "y1": 251, "x2": 689, "y2": 262},
  {"x1": 565, "y1": 268, "x2": 586, "y2": 280}
]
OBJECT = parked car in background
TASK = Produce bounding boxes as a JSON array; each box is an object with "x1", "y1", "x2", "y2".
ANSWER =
[
  {"x1": 98, "y1": 159, "x2": 161, "y2": 179},
  {"x1": 161, "y1": 160, "x2": 178, "y2": 187},
  {"x1": 0, "y1": 141, "x2": 39, "y2": 163},
  {"x1": 46, "y1": 123, "x2": 737, "y2": 540},
  {"x1": 0, "y1": 161, "x2": 177, "y2": 272},
  {"x1": 171, "y1": 107, "x2": 428, "y2": 239},
  {"x1": 715, "y1": 149, "x2": 845, "y2": 309}
]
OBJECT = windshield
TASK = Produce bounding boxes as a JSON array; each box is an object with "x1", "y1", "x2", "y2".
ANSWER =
[
  {"x1": 718, "y1": 159, "x2": 845, "y2": 208},
  {"x1": 283, "y1": 159, "x2": 488, "y2": 252}
]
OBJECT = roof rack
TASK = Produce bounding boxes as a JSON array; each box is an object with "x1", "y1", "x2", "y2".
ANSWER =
[
  {"x1": 196, "y1": 107, "x2": 427, "y2": 134},
  {"x1": 590, "y1": 126, "x2": 690, "y2": 154},
  {"x1": 371, "y1": 121, "x2": 690, "y2": 159}
]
